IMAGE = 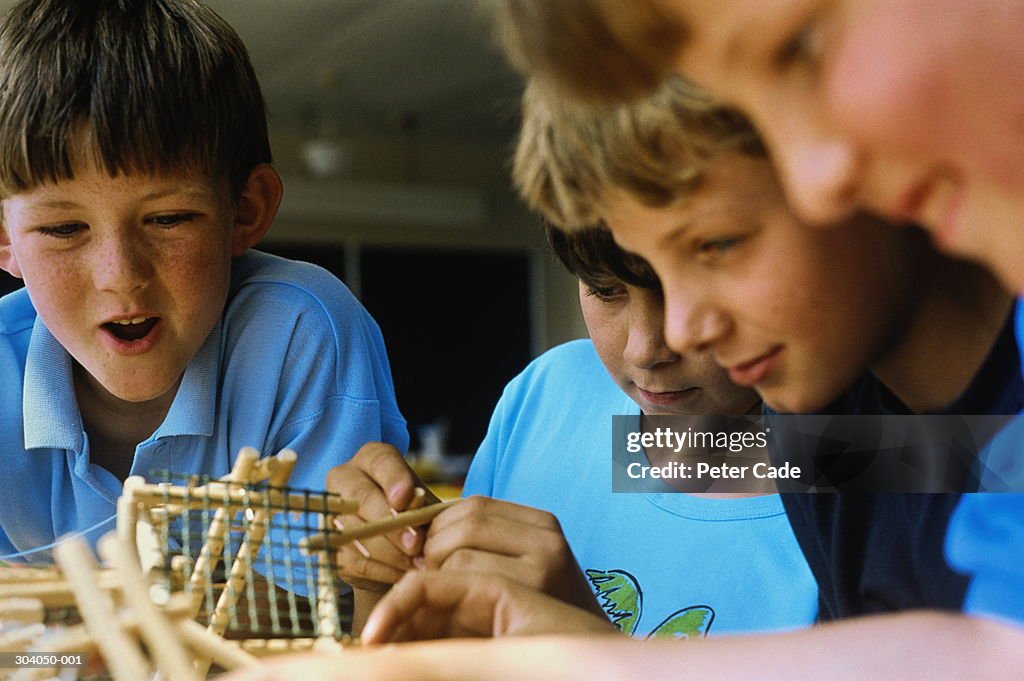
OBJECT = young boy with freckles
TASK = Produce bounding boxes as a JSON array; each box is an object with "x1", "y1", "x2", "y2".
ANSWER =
[
  {"x1": 328, "y1": 224, "x2": 816, "y2": 638},
  {"x1": 0, "y1": 0, "x2": 407, "y2": 564},
  {"x1": 221, "y1": 75, "x2": 1024, "y2": 681}
]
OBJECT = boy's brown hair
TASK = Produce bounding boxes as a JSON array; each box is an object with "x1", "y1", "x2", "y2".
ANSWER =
[
  {"x1": 545, "y1": 222, "x2": 659, "y2": 292},
  {"x1": 489, "y1": 0, "x2": 681, "y2": 103},
  {"x1": 513, "y1": 76, "x2": 762, "y2": 231},
  {"x1": 0, "y1": 0, "x2": 270, "y2": 198}
]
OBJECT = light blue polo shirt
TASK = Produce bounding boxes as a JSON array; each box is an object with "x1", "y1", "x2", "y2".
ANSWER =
[{"x1": 0, "y1": 249, "x2": 408, "y2": 566}]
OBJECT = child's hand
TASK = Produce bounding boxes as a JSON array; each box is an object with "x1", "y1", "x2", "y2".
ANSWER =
[
  {"x1": 326, "y1": 442, "x2": 438, "y2": 591},
  {"x1": 418, "y1": 496, "x2": 606, "y2": 617},
  {"x1": 361, "y1": 569, "x2": 618, "y2": 643}
]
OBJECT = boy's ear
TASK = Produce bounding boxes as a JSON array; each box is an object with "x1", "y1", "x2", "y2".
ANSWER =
[
  {"x1": 0, "y1": 226, "x2": 22, "y2": 279},
  {"x1": 231, "y1": 163, "x2": 283, "y2": 257}
]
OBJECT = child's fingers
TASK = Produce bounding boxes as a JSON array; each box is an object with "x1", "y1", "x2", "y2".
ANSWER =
[
  {"x1": 327, "y1": 463, "x2": 414, "y2": 555},
  {"x1": 426, "y1": 496, "x2": 560, "y2": 539},
  {"x1": 327, "y1": 462, "x2": 392, "y2": 516},
  {"x1": 364, "y1": 571, "x2": 607, "y2": 643},
  {"x1": 345, "y1": 442, "x2": 425, "y2": 509},
  {"x1": 332, "y1": 512, "x2": 415, "y2": 572},
  {"x1": 362, "y1": 571, "x2": 507, "y2": 643},
  {"x1": 328, "y1": 444, "x2": 436, "y2": 556},
  {"x1": 333, "y1": 542, "x2": 409, "y2": 587},
  {"x1": 422, "y1": 508, "x2": 566, "y2": 570},
  {"x1": 421, "y1": 514, "x2": 534, "y2": 567},
  {"x1": 429, "y1": 547, "x2": 522, "y2": 581}
]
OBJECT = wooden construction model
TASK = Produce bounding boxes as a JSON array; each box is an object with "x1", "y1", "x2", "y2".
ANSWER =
[{"x1": 0, "y1": 447, "x2": 457, "y2": 680}]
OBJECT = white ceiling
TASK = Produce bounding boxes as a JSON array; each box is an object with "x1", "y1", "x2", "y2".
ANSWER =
[
  {"x1": 0, "y1": 0, "x2": 524, "y2": 144},
  {"x1": 213, "y1": 0, "x2": 523, "y2": 142}
]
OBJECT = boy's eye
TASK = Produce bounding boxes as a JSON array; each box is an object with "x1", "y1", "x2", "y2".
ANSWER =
[
  {"x1": 695, "y1": 237, "x2": 742, "y2": 264},
  {"x1": 773, "y1": 17, "x2": 826, "y2": 74},
  {"x1": 148, "y1": 212, "x2": 200, "y2": 227},
  {"x1": 585, "y1": 284, "x2": 627, "y2": 301},
  {"x1": 38, "y1": 223, "x2": 84, "y2": 238}
]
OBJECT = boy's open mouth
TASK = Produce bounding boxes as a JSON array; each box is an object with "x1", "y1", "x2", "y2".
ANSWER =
[{"x1": 103, "y1": 317, "x2": 159, "y2": 342}]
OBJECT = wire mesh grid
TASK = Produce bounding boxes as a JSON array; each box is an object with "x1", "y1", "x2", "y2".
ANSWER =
[{"x1": 142, "y1": 470, "x2": 353, "y2": 641}]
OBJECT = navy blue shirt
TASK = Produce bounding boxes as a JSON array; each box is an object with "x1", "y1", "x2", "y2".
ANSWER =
[
  {"x1": 771, "y1": 303, "x2": 1023, "y2": 620},
  {"x1": 945, "y1": 300, "x2": 1024, "y2": 626}
]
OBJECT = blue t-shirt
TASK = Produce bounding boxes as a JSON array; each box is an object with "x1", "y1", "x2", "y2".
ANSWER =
[
  {"x1": 945, "y1": 300, "x2": 1024, "y2": 626},
  {"x1": 773, "y1": 303, "x2": 1023, "y2": 620},
  {"x1": 464, "y1": 340, "x2": 817, "y2": 637},
  {"x1": 0, "y1": 249, "x2": 409, "y2": 564}
]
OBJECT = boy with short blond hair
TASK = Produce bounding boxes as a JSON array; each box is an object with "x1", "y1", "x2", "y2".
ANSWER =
[
  {"x1": 0, "y1": 0, "x2": 407, "y2": 564},
  {"x1": 512, "y1": 77, "x2": 759, "y2": 230}
]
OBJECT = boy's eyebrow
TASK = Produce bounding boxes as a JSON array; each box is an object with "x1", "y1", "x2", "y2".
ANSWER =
[
  {"x1": 140, "y1": 187, "x2": 217, "y2": 202},
  {"x1": 27, "y1": 187, "x2": 216, "y2": 210},
  {"x1": 655, "y1": 218, "x2": 696, "y2": 249},
  {"x1": 31, "y1": 199, "x2": 81, "y2": 210}
]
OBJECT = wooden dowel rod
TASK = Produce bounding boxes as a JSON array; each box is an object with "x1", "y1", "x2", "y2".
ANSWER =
[
  {"x1": 99, "y1": 535, "x2": 197, "y2": 681},
  {"x1": 302, "y1": 499, "x2": 460, "y2": 552},
  {"x1": 186, "y1": 448, "x2": 259, "y2": 613},
  {"x1": 175, "y1": 619, "x2": 259, "y2": 670},
  {"x1": 0, "y1": 570, "x2": 122, "y2": 607},
  {"x1": 53, "y1": 536, "x2": 151, "y2": 681},
  {"x1": 0, "y1": 598, "x2": 44, "y2": 623},
  {"x1": 129, "y1": 483, "x2": 357, "y2": 516}
]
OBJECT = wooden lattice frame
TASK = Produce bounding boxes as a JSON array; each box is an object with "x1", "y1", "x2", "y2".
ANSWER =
[{"x1": 0, "y1": 447, "x2": 457, "y2": 680}]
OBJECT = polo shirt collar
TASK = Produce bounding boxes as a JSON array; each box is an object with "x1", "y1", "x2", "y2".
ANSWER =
[
  {"x1": 152, "y1": 321, "x2": 220, "y2": 439},
  {"x1": 23, "y1": 318, "x2": 82, "y2": 451}
]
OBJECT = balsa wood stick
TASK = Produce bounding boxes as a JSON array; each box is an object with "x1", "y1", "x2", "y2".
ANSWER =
[
  {"x1": 0, "y1": 598, "x2": 44, "y2": 623},
  {"x1": 187, "y1": 447, "x2": 259, "y2": 613},
  {"x1": 239, "y1": 637, "x2": 318, "y2": 657},
  {"x1": 99, "y1": 534, "x2": 197, "y2": 681},
  {"x1": 302, "y1": 499, "x2": 460, "y2": 553},
  {"x1": 405, "y1": 487, "x2": 428, "y2": 512},
  {"x1": 117, "y1": 477, "x2": 144, "y2": 552},
  {"x1": 246, "y1": 454, "x2": 296, "y2": 485},
  {"x1": 53, "y1": 536, "x2": 150, "y2": 681},
  {"x1": 175, "y1": 618, "x2": 259, "y2": 670},
  {"x1": 0, "y1": 622, "x2": 44, "y2": 651},
  {"x1": 131, "y1": 483, "x2": 357, "y2": 517},
  {"x1": 313, "y1": 512, "x2": 341, "y2": 648},
  {"x1": 0, "y1": 567, "x2": 62, "y2": 582},
  {"x1": 195, "y1": 450, "x2": 297, "y2": 677},
  {"x1": 0, "y1": 570, "x2": 124, "y2": 607}
]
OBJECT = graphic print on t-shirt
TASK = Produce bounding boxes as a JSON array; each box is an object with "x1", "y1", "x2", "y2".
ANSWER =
[{"x1": 586, "y1": 568, "x2": 715, "y2": 638}]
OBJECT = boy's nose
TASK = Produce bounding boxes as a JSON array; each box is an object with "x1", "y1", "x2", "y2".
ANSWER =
[
  {"x1": 623, "y1": 304, "x2": 678, "y2": 370},
  {"x1": 775, "y1": 134, "x2": 860, "y2": 225},
  {"x1": 750, "y1": 100, "x2": 861, "y2": 226},
  {"x1": 92, "y1": 234, "x2": 152, "y2": 293},
  {"x1": 661, "y1": 289, "x2": 729, "y2": 357}
]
